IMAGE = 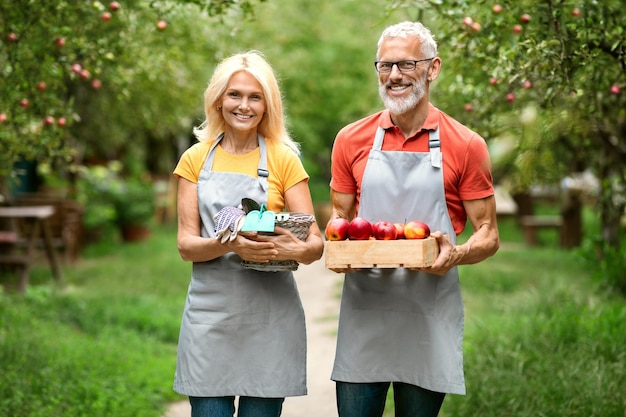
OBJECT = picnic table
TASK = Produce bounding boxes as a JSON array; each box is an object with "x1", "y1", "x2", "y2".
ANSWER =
[{"x1": 0, "y1": 205, "x2": 63, "y2": 293}]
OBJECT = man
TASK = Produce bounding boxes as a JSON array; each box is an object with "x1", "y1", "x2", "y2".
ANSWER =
[{"x1": 328, "y1": 21, "x2": 500, "y2": 417}]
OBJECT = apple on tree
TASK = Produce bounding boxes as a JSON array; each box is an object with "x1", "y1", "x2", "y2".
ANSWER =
[
  {"x1": 325, "y1": 218, "x2": 350, "y2": 241},
  {"x1": 404, "y1": 221, "x2": 430, "y2": 239},
  {"x1": 348, "y1": 217, "x2": 372, "y2": 240},
  {"x1": 372, "y1": 220, "x2": 397, "y2": 240}
]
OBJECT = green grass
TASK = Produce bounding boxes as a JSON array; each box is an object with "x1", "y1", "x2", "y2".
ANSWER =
[
  {"x1": 0, "y1": 224, "x2": 189, "y2": 417},
  {"x1": 384, "y1": 216, "x2": 625, "y2": 417},
  {"x1": 1, "y1": 218, "x2": 625, "y2": 417}
]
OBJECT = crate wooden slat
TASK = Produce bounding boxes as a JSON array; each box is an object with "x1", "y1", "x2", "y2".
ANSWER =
[{"x1": 325, "y1": 237, "x2": 439, "y2": 269}]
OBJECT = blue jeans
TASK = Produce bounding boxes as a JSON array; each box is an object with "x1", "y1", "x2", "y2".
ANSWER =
[
  {"x1": 189, "y1": 396, "x2": 284, "y2": 417},
  {"x1": 336, "y1": 382, "x2": 445, "y2": 417}
]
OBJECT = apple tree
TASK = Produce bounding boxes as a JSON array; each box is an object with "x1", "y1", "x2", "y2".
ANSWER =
[
  {"x1": 0, "y1": 0, "x2": 263, "y2": 198},
  {"x1": 384, "y1": 0, "x2": 625, "y2": 291}
]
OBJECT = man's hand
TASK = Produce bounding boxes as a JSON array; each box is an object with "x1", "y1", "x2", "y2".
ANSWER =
[{"x1": 409, "y1": 231, "x2": 462, "y2": 276}]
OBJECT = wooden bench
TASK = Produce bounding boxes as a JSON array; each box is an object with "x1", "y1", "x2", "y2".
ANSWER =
[
  {"x1": 0, "y1": 205, "x2": 63, "y2": 293},
  {"x1": 520, "y1": 215, "x2": 563, "y2": 247}
]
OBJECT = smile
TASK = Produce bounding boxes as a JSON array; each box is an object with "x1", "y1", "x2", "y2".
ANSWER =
[
  {"x1": 389, "y1": 85, "x2": 409, "y2": 92},
  {"x1": 233, "y1": 113, "x2": 254, "y2": 119}
]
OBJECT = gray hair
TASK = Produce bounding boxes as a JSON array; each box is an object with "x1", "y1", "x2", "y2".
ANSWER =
[{"x1": 377, "y1": 21, "x2": 438, "y2": 59}]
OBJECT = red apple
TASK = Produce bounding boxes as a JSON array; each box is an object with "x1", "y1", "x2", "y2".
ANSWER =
[
  {"x1": 57, "y1": 117, "x2": 67, "y2": 127},
  {"x1": 489, "y1": 77, "x2": 498, "y2": 86},
  {"x1": 71, "y1": 63, "x2": 82, "y2": 74},
  {"x1": 404, "y1": 221, "x2": 430, "y2": 240},
  {"x1": 8, "y1": 32, "x2": 18, "y2": 42},
  {"x1": 157, "y1": 20, "x2": 167, "y2": 30},
  {"x1": 348, "y1": 217, "x2": 372, "y2": 240},
  {"x1": 610, "y1": 84, "x2": 620, "y2": 95},
  {"x1": 91, "y1": 79, "x2": 102, "y2": 89},
  {"x1": 464, "y1": 103, "x2": 473, "y2": 112},
  {"x1": 522, "y1": 80, "x2": 532, "y2": 89},
  {"x1": 80, "y1": 69, "x2": 90, "y2": 79},
  {"x1": 513, "y1": 24, "x2": 523, "y2": 34},
  {"x1": 520, "y1": 13, "x2": 531, "y2": 23},
  {"x1": 55, "y1": 37, "x2": 66, "y2": 47},
  {"x1": 471, "y1": 22, "x2": 481, "y2": 32},
  {"x1": 325, "y1": 218, "x2": 350, "y2": 241},
  {"x1": 393, "y1": 223, "x2": 405, "y2": 239},
  {"x1": 506, "y1": 92, "x2": 515, "y2": 102},
  {"x1": 372, "y1": 220, "x2": 397, "y2": 240},
  {"x1": 462, "y1": 16, "x2": 473, "y2": 27},
  {"x1": 572, "y1": 8, "x2": 580, "y2": 17},
  {"x1": 37, "y1": 81, "x2": 46, "y2": 91},
  {"x1": 44, "y1": 116, "x2": 55, "y2": 126},
  {"x1": 492, "y1": 4, "x2": 503, "y2": 14},
  {"x1": 109, "y1": 1, "x2": 121, "y2": 11},
  {"x1": 19, "y1": 98, "x2": 29, "y2": 108},
  {"x1": 102, "y1": 12, "x2": 112, "y2": 21},
  {"x1": 0, "y1": 113, "x2": 7, "y2": 123}
]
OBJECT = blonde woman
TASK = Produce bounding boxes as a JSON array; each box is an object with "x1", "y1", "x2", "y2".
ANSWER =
[{"x1": 173, "y1": 51, "x2": 323, "y2": 417}]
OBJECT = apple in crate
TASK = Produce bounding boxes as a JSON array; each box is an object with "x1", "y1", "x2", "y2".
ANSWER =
[
  {"x1": 404, "y1": 221, "x2": 430, "y2": 239},
  {"x1": 372, "y1": 220, "x2": 397, "y2": 240},
  {"x1": 325, "y1": 218, "x2": 350, "y2": 241},
  {"x1": 348, "y1": 217, "x2": 372, "y2": 240},
  {"x1": 394, "y1": 223, "x2": 405, "y2": 239}
]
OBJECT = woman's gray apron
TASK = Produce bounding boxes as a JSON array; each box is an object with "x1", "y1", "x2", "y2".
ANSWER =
[
  {"x1": 174, "y1": 134, "x2": 307, "y2": 398},
  {"x1": 331, "y1": 125, "x2": 466, "y2": 395}
]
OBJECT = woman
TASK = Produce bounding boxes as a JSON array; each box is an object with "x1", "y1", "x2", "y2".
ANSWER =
[{"x1": 173, "y1": 51, "x2": 324, "y2": 417}]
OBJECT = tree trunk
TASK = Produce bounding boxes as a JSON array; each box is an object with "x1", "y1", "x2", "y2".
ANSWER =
[{"x1": 560, "y1": 191, "x2": 582, "y2": 248}]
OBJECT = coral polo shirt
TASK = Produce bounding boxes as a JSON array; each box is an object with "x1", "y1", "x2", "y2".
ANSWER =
[{"x1": 330, "y1": 103, "x2": 494, "y2": 235}]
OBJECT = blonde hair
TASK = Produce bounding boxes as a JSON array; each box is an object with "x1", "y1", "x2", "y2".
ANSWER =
[{"x1": 193, "y1": 50, "x2": 300, "y2": 155}]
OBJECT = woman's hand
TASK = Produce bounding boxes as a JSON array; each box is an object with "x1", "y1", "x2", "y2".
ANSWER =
[
  {"x1": 228, "y1": 232, "x2": 278, "y2": 263},
  {"x1": 243, "y1": 227, "x2": 300, "y2": 261}
]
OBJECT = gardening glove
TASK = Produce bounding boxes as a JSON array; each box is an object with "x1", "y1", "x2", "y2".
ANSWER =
[{"x1": 214, "y1": 206, "x2": 246, "y2": 243}]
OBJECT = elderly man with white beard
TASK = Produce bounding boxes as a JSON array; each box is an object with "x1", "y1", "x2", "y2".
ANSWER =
[{"x1": 326, "y1": 21, "x2": 500, "y2": 417}]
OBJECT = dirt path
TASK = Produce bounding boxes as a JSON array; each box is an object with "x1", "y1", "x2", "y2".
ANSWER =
[{"x1": 163, "y1": 255, "x2": 342, "y2": 417}]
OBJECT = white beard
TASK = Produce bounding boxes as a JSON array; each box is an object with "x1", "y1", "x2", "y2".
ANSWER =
[{"x1": 378, "y1": 72, "x2": 428, "y2": 115}]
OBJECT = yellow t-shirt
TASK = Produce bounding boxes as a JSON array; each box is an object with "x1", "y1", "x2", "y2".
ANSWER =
[{"x1": 174, "y1": 139, "x2": 309, "y2": 212}]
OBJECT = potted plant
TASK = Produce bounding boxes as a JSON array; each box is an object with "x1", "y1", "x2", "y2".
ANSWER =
[
  {"x1": 110, "y1": 177, "x2": 156, "y2": 242},
  {"x1": 76, "y1": 163, "x2": 119, "y2": 243},
  {"x1": 76, "y1": 162, "x2": 156, "y2": 243}
]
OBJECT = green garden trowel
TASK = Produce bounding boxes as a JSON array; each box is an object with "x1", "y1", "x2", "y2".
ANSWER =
[{"x1": 240, "y1": 203, "x2": 276, "y2": 233}]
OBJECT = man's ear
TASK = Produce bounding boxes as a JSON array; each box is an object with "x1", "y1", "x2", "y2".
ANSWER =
[{"x1": 428, "y1": 57, "x2": 442, "y2": 82}]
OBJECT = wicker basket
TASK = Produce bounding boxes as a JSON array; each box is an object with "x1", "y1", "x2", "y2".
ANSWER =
[{"x1": 241, "y1": 212, "x2": 315, "y2": 272}]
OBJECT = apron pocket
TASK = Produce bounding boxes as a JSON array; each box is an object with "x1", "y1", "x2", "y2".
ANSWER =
[
  {"x1": 187, "y1": 267, "x2": 270, "y2": 326},
  {"x1": 347, "y1": 268, "x2": 437, "y2": 316}
]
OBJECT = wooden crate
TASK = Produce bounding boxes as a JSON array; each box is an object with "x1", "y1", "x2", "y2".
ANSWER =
[{"x1": 325, "y1": 237, "x2": 439, "y2": 269}]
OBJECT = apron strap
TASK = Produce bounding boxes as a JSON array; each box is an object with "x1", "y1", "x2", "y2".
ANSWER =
[
  {"x1": 256, "y1": 133, "x2": 269, "y2": 192},
  {"x1": 373, "y1": 126, "x2": 386, "y2": 151},
  {"x1": 429, "y1": 128, "x2": 442, "y2": 169}
]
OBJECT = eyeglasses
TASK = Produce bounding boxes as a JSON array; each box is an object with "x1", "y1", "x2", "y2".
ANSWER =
[{"x1": 374, "y1": 58, "x2": 435, "y2": 73}]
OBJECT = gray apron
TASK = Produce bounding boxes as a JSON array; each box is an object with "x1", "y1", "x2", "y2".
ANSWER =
[
  {"x1": 331, "y1": 125, "x2": 466, "y2": 395},
  {"x1": 174, "y1": 134, "x2": 307, "y2": 398}
]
